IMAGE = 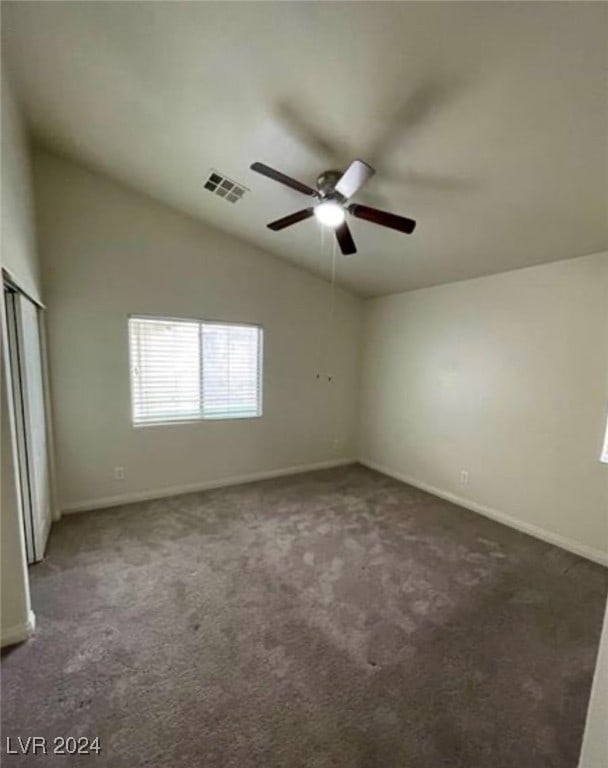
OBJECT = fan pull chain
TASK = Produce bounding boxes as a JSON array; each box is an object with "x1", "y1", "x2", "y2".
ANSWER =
[
  {"x1": 312, "y1": 227, "x2": 339, "y2": 452},
  {"x1": 328, "y1": 236, "x2": 340, "y2": 452},
  {"x1": 327, "y1": 234, "x2": 337, "y2": 383},
  {"x1": 315, "y1": 223, "x2": 327, "y2": 380}
]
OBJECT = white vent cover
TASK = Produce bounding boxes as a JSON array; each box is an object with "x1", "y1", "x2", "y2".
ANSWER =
[{"x1": 204, "y1": 170, "x2": 248, "y2": 203}]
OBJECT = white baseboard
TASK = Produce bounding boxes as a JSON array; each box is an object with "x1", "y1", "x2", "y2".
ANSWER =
[
  {"x1": 1, "y1": 610, "x2": 36, "y2": 648},
  {"x1": 62, "y1": 458, "x2": 356, "y2": 514},
  {"x1": 360, "y1": 458, "x2": 608, "y2": 568}
]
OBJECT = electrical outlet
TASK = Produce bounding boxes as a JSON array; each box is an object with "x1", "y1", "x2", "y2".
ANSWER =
[
  {"x1": 460, "y1": 470, "x2": 469, "y2": 485},
  {"x1": 114, "y1": 466, "x2": 125, "y2": 480}
]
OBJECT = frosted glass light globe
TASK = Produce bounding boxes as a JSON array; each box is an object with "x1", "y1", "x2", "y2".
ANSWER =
[{"x1": 314, "y1": 201, "x2": 345, "y2": 227}]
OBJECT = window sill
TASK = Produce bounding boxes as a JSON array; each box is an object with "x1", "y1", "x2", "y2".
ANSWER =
[{"x1": 132, "y1": 414, "x2": 263, "y2": 428}]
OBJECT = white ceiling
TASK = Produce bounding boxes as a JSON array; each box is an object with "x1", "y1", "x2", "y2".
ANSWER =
[{"x1": 3, "y1": 1, "x2": 607, "y2": 297}]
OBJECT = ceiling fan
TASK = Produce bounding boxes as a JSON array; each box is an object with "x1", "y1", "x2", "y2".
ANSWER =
[{"x1": 250, "y1": 160, "x2": 416, "y2": 255}]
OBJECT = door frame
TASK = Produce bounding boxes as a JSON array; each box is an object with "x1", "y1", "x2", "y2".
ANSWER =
[
  {"x1": 5, "y1": 287, "x2": 37, "y2": 561},
  {"x1": 2, "y1": 269, "x2": 58, "y2": 560}
]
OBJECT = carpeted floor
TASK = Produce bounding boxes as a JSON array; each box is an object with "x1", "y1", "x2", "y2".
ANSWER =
[{"x1": 2, "y1": 464, "x2": 607, "y2": 767}]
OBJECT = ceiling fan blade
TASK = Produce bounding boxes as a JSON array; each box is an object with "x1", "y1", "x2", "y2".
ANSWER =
[
  {"x1": 366, "y1": 80, "x2": 458, "y2": 167},
  {"x1": 335, "y1": 221, "x2": 357, "y2": 255},
  {"x1": 275, "y1": 101, "x2": 351, "y2": 163},
  {"x1": 334, "y1": 159, "x2": 375, "y2": 200},
  {"x1": 267, "y1": 208, "x2": 315, "y2": 231},
  {"x1": 251, "y1": 162, "x2": 317, "y2": 197},
  {"x1": 348, "y1": 203, "x2": 416, "y2": 234}
]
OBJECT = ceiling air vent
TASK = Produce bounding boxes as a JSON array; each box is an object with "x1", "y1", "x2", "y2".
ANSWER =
[{"x1": 203, "y1": 170, "x2": 248, "y2": 203}]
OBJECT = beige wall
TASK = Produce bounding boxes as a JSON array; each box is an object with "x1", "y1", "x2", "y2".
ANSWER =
[
  {"x1": 1, "y1": 307, "x2": 35, "y2": 645},
  {"x1": 0, "y1": 67, "x2": 36, "y2": 645},
  {"x1": 34, "y1": 150, "x2": 362, "y2": 511},
  {"x1": 360, "y1": 253, "x2": 608, "y2": 562},
  {"x1": 1, "y1": 67, "x2": 40, "y2": 301}
]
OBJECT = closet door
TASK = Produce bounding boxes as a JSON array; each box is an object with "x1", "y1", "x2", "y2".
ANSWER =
[{"x1": 6, "y1": 290, "x2": 52, "y2": 562}]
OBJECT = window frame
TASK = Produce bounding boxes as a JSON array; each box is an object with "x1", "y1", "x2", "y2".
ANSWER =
[
  {"x1": 601, "y1": 410, "x2": 608, "y2": 465},
  {"x1": 128, "y1": 313, "x2": 264, "y2": 428}
]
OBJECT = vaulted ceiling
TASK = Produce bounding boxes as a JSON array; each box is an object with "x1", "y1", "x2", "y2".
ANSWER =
[{"x1": 3, "y1": 1, "x2": 607, "y2": 296}]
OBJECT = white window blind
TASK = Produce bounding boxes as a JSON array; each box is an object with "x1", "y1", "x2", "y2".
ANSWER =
[
  {"x1": 202, "y1": 323, "x2": 262, "y2": 419},
  {"x1": 129, "y1": 317, "x2": 262, "y2": 426}
]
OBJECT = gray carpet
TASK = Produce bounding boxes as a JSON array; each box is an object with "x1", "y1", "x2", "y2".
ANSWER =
[{"x1": 2, "y1": 464, "x2": 607, "y2": 767}]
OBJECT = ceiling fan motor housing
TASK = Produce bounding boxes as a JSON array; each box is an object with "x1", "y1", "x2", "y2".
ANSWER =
[{"x1": 316, "y1": 170, "x2": 345, "y2": 199}]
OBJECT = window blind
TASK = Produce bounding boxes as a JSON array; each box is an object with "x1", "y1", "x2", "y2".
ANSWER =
[
  {"x1": 202, "y1": 323, "x2": 262, "y2": 419},
  {"x1": 129, "y1": 317, "x2": 262, "y2": 426}
]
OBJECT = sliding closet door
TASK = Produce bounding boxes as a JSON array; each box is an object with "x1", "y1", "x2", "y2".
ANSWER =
[{"x1": 5, "y1": 289, "x2": 52, "y2": 562}]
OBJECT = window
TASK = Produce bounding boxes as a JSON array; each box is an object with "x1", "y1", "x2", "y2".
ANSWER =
[
  {"x1": 129, "y1": 316, "x2": 262, "y2": 426},
  {"x1": 601, "y1": 412, "x2": 608, "y2": 464}
]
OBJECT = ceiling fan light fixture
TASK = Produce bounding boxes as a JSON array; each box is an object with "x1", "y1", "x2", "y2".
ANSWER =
[
  {"x1": 313, "y1": 200, "x2": 345, "y2": 228},
  {"x1": 250, "y1": 159, "x2": 416, "y2": 255}
]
